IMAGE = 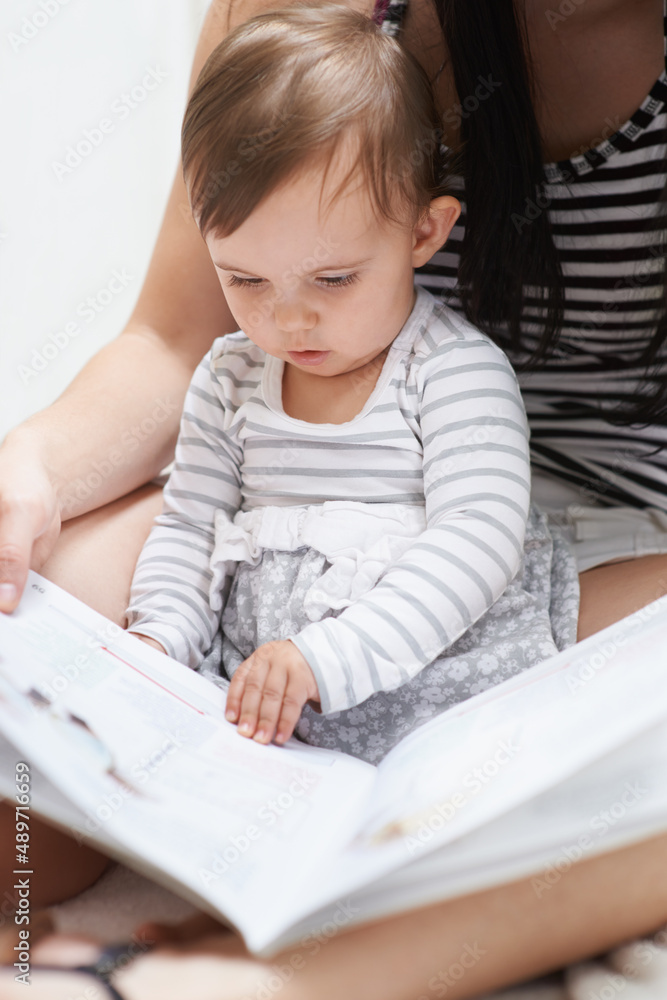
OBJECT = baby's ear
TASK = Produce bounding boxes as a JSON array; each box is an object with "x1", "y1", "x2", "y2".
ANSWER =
[{"x1": 411, "y1": 196, "x2": 461, "y2": 267}]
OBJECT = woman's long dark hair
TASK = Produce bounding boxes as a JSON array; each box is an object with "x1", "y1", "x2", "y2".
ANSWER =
[{"x1": 433, "y1": 0, "x2": 667, "y2": 425}]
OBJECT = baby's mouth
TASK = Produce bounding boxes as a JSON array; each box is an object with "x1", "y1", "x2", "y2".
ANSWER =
[{"x1": 287, "y1": 350, "x2": 331, "y2": 366}]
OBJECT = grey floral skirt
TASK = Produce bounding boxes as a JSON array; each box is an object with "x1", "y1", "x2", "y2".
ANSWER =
[{"x1": 199, "y1": 504, "x2": 580, "y2": 765}]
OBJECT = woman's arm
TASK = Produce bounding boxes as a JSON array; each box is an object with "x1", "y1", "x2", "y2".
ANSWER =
[{"x1": 0, "y1": 0, "x2": 299, "y2": 613}]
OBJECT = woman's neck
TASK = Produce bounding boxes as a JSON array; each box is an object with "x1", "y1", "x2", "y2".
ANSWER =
[
  {"x1": 403, "y1": 0, "x2": 663, "y2": 162},
  {"x1": 525, "y1": 0, "x2": 663, "y2": 161}
]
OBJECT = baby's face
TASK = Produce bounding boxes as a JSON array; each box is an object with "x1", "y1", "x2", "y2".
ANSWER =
[{"x1": 204, "y1": 157, "x2": 419, "y2": 379}]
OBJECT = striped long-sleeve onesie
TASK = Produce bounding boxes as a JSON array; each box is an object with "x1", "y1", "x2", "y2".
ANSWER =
[{"x1": 126, "y1": 287, "x2": 531, "y2": 714}]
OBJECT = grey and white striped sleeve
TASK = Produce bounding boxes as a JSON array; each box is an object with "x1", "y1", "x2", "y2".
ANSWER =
[
  {"x1": 125, "y1": 351, "x2": 243, "y2": 667},
  {"x1": 291, "y1": 335, "x2": 531, "y2": 714}
]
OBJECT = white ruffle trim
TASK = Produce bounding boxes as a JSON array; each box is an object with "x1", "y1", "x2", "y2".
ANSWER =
[{"x1": 209, "y1": 501, "x2": 426, "y2": 618}]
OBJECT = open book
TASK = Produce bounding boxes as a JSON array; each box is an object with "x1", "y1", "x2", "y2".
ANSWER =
[{"x1": 2, "y1": 572, "x2": 667, "y2": 956}]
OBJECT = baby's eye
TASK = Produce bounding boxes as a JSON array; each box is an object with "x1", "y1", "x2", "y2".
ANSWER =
[
  {"x1": 227, "y1": 274, "x2": 265, "y2": 289},
  {"x1": 316, "y1": 273, "x2": 359, "y2": 289}
]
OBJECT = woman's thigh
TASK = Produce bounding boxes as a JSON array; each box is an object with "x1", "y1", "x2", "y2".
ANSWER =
[
  {"x1": 0, "y1": 805, "x2": 111, "y2": 910},
  {"x1": 39, "y1": 482, "x2": 163, "y2": 624},
  {"x1": 578, "y1": 553, "x2": 667, "y2": 640}
]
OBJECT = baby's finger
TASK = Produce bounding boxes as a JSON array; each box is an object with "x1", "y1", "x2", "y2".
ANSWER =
[
  {"x1": 225, "y1": 661, "x2": 251, "y2": 723},
  {"x1": 274, "y1": 676, "x2": 307, "y2": 745},
  {"x1": 236, "y1": 655, "x2": 272, "y2": 739},
  {"x1": 253, "y1": 663, "x2": 288, "y2": 745}
]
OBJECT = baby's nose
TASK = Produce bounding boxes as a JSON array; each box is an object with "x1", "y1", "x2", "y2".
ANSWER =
[{"x1": 274, "y1": 298, "x2": 317, "y2": 332}]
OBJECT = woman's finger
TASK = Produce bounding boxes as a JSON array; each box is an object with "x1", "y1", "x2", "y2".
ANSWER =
[{"x1": 0, "y1": 506, "x2": 44, "y2": 612}]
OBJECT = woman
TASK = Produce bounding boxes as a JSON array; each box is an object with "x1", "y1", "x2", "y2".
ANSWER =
[{"x1": 1, "y1": 0, "x2": 666, "y2": 997}]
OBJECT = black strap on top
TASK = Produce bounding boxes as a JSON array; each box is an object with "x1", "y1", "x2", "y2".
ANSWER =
[
  {"x1": 24, "y1": 960, "x2": 126, "y2": 1000},
  {"x1": 73, "y1": 942, "x2": 148, "y2": 1000},
  {"x1": 73, "y1": 963, "x2": 126, "y2": 1000}
]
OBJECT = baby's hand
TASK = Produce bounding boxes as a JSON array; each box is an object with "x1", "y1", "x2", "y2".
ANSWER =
[
  {"x1": 134, "y1": 634, "x2": 167, "y2": 655},
  {"x1": 225, "y1": 640, "x2": 319, "y2": 746}
]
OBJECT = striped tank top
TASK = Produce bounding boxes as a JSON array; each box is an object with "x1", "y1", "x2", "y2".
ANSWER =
[{"x1": 377, "y1": 0, "x2": 667, "y2": 511}]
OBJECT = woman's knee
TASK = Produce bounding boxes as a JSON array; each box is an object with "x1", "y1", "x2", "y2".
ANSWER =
[
  {"x1": 0, "y1": 801, "x2": 111, "y2": 910},
  {"x1": 578, "y1": 553, "x2": 667, "y2": 641}
]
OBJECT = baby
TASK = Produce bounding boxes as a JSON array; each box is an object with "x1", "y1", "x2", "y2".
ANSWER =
[{"x1": 126, "y1": 3, "x2": 569, "y2": 764}]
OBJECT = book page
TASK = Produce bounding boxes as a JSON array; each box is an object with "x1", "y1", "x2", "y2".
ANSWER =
[
  {"x1": 0, "y1": 733, "x2": 93, "y2": 833},
  {"x1": 363, "y1": 594, "x2": 667, "y2": 844},
  {"x1": 271, "y1": 719, "x2": 667, "y2": 951},
  {"x1": 276, "y1": 594, "x2": 667, "y2": 923},
  {"x1": 4, "y1": 573, "x2": 667, "y2": 955},
  {"x1": 0, "y1": 573, "x2": 376, "y2": 954}
]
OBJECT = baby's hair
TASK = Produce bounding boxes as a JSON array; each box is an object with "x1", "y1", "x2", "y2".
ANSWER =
[{"x1": 181, "y1": 2, "x2": 450, "y2": 238}]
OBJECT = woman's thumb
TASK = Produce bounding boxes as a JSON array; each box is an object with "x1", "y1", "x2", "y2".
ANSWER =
[{"x1": 0, "y1": 508, "x2": 39, "y2": 612}]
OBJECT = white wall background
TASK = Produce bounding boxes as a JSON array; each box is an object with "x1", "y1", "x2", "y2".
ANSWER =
[{"x1": 0, "y1": 0, "x2": 212, "y2": 439}]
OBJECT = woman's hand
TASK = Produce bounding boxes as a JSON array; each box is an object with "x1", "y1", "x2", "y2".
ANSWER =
[
  {"x1": 225, "y1": 640, "x2": 319, "y2": 746},
  {"x1": 0, "y1": 437, "x2": 61, "y2": 613}
]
